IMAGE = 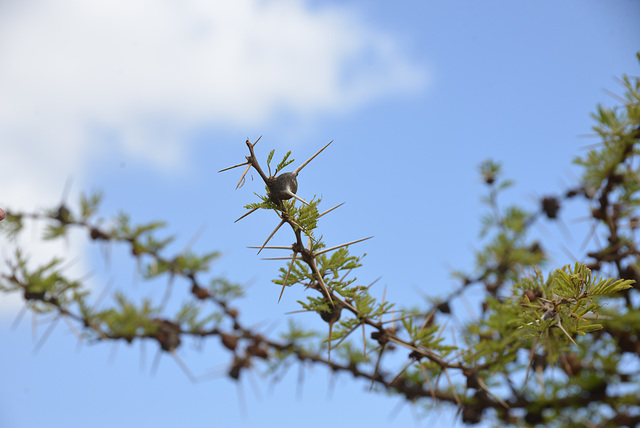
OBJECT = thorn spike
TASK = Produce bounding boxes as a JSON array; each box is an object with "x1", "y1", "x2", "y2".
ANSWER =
[
  {"x1": 235, "y1": 164, "x2": 252, "y2": 189},
  {"x1": 257, "y1": 220, "x2": 286, "y2": 254},
  {"x1": 286, "y1": 191, "x2": 311, "y2": 206},
  {"x1": 219, "y1": 161, "x2": 250, "y2": 173},
  {"x1": 293, "y1": 140, "x2": 333, "y2": 175},
  {"x1": 278, "y1": 252, "x2": 298, "y2": 303},
  {"x1": 318, "y1": 203, "x2": 345, "y2": 219},
  {"x1": 234, "y1": 207, "x2": 259, "y2": 223},
  {"x1": 315, "y1": 236, "x2": 373, "y2": 256}
]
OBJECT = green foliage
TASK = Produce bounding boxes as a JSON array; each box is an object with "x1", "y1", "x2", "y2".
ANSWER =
[
  {"x1": 474, "y1": 262, "x2": 634, "y2": 367},
  {"x1": 575, "y1": 64, "x2": 640, "y2": 199},
  {"x1": 553, "y1": 262, "x2": 633, "y2": 297},
  {"x1": 79, "y1": 190, "x2": 103, "y2": 220},
  {"x1": 0, "y1": 211, "x2": 24, "y2": 239},
  {"x1": 265, "y1": 149, "x2": 295, "y2": 176},
  {"x1": 244, "y1": 194, "x2": 279, "y2": 211},
  {"x1": 43, "y1": 223, "x2": 67, "y2": 240},
  {"x1": 97, "y1": 293, "x2": 159, "y2": 341},
  {"x1": 474, "y1": 162, "x2": 546, "y2": 293},
  {"x1": 275, "y1": 151, "x2": 294, "y2": 174},
  {"x1": 1, "y1": 249, "x2": 86, "y2": 313},
  {"x1": 266, "y1": 149, "x2": 275, "y2": 173},
  {"x1": 210, "y1": 278, "x2": 244, "y2": 299},
  {"x1": 175, "y1": 301, "x2": 219, "y2": 331}
]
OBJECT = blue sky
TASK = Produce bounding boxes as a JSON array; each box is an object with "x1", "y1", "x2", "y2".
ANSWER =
[{"x1": 1, "y1": 1, "x2": 639, "y2": 427}]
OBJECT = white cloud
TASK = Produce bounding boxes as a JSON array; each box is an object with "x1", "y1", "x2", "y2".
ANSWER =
[
  {"x1": 0, "y1": 0, "x2": 426, "y2": 169},
  {"x1": 0, "y1": 0, "x2": 426, "y2": 316}
]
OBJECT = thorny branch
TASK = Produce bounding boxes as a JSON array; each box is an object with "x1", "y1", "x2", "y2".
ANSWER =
[
  {"x1": 1, "y1": 207, "x2": 467, "y2": 407},
  {"x1": 3, "y1": 61, "x2": 640, "y2": 427},
  {"x1": 215, "y1": 135, "x2": 635, "y2": 426},
  {"x1": 220, "y1": 139, "x2": 466, "y2": 369}
]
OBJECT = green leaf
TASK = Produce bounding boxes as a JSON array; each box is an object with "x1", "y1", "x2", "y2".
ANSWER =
[
  {"x1": 0, "y1": 212, "x2": 25, "y2": 239},
  {"x1": 590, "y1": 277, "x2": 634, "y2": 295},
  {"x1": 266, "y1": 149, "x2": 275, "y2": 172},
  {"x1": 79, "y1": 190, "x2": 103, "y2": 220},
  {"x1": 275, "y1": 151, "x2": 294, "y2": 174}
]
